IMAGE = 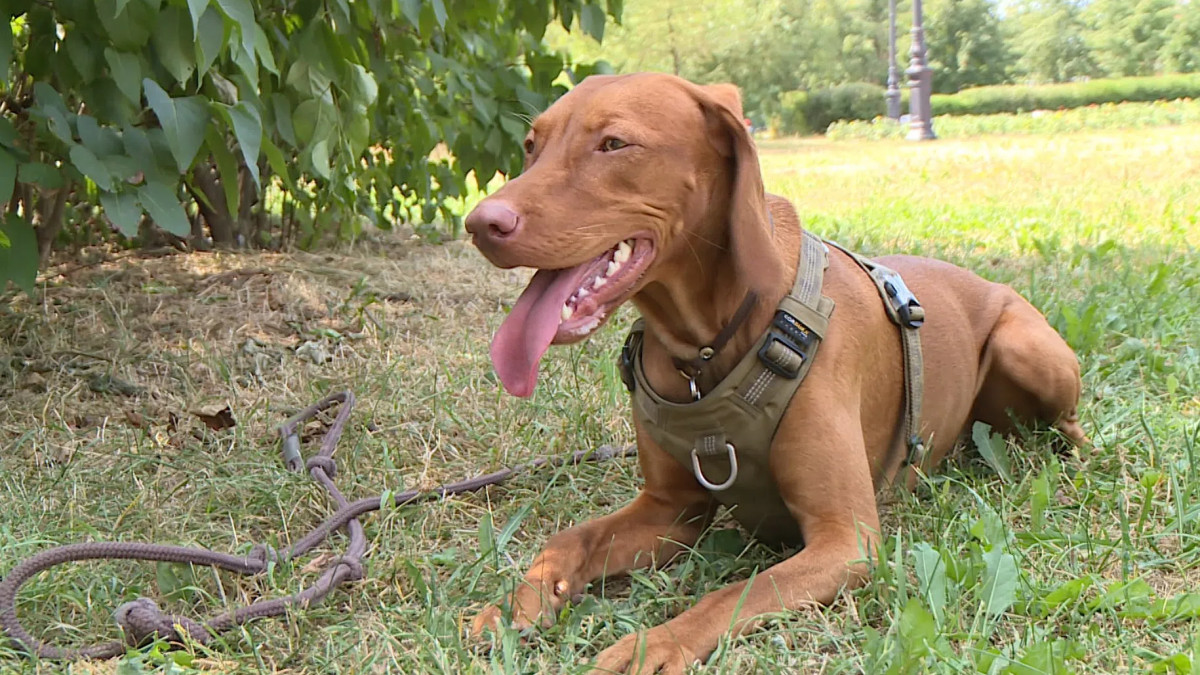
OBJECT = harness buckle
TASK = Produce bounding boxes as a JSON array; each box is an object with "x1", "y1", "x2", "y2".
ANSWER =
[
  {"x1": 690, "y1": 443, "x2": 739, "y2": 491},
  {"x1": 757, "y1": 310, "x2": 814, "y2": 379},
  {"x1": 881, "y1": 275, "x2": 925, "y2": 329}
]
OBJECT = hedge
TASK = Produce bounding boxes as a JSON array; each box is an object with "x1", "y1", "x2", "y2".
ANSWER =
[
  {"x1": 775, "y1": 74, "x2": 1200, "y2": 135},
  {"x1": 777, "y1": 83, "x2": 886, "y2": 135},
  {"x1": 931, "y1": 74, "x2": 1200, "y2": 116}
]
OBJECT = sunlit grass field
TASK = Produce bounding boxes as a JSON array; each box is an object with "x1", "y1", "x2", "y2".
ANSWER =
[{"x1": 2, "y1": 123, "x2": 1199, "y2": 673}]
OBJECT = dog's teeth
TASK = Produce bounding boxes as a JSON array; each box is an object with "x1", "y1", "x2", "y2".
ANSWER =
[
  {"x1": 593, "y1": 276, "x2": 607, "y2": 289},
  {"x1": 578, "y1": 288, "x2": 590, "y2": 299},
  {"x1": 561, "y1": 305, "x2": 573, "y2": 321},
  {"x1": 606, "y1": 260, "x2": 620, "y2": 277},
  {"x1": 614, "y1": 240, "x2": 632, "y2": 263}
]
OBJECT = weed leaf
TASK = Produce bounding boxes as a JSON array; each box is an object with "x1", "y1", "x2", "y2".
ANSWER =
[
  {"x1": 973, "y1": 422, "x2": 1013, "y2": 482},
  {"x1": 980, "y1": 546, "x2": 1018, "y2": 618}
]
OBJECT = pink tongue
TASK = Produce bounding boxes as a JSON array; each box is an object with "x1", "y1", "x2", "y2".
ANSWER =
[{"x1": 491, "y1": 266, "x2": 590, "y2": 397}]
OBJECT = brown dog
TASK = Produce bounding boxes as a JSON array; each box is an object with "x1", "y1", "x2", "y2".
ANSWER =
[{"x1": 464, "y1": 73, "x2": 1085, "y2": 674}]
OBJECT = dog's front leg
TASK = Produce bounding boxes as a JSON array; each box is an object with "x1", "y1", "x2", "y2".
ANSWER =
[
  {"x1": 590, "y1": 412, "x2": 880, "y2": 675},
  {"x1": 472, "y1": 434, "x2": 711, "y2": 636}
]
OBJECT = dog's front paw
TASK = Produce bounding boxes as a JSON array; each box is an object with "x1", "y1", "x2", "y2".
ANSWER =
[
  {"x1": 589, "y1": 629, "x2": 699, "y2": 675},
  {"x1": 470, "y1": 580, "x2": 568, "y2": 639}
]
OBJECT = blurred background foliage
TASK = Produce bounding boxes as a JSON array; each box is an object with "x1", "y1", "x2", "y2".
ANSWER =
[{"x1": 3, "y1": 0, "x2": 1200, "y2": 293}]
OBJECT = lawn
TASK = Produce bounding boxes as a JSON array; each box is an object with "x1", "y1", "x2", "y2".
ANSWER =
[{"x1": 2, "y1": 122, "x2": 1199, "y2": 673}]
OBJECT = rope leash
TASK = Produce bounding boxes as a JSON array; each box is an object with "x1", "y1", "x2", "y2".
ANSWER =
[{"x1": 0, "y1": 391, "x2": 636, "y2": 660}]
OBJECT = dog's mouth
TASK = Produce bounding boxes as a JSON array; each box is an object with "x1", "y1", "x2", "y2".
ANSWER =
[{"x1": 490, "y1": 235, "x2": 656, "y2": 397}]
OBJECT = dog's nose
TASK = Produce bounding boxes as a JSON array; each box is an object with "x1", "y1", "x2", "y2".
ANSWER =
[{"x1": 465, "y1": 200, "x2": 521, "y2": 240}]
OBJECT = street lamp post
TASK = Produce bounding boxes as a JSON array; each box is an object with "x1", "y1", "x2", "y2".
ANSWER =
[
  {"x1": 886, "y1": 0, "x2": 901, "y2": 120},
  {"x1": 906, "y1": 0, "x2": 937, "y2": 140}
]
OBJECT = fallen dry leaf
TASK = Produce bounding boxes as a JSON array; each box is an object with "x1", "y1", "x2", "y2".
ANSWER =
[{"x1": 191, "y1": 405, "x2": 236, "y2": 431}]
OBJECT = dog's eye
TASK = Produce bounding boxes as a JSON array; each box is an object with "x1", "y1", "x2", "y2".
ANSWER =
[
  {"x1": 600, "y1": 138, "x2": 629, "y2": 152},
  {"x1": 523, "y1": 138, "x2": 535, "y2": 155}
]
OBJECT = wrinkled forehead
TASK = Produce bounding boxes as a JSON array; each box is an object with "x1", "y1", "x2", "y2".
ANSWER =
[{"x1": 531, "y1": 74, "x2": 705, "y2": 140}]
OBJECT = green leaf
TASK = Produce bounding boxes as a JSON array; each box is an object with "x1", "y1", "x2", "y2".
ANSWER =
[
  {"x1": 310, "y1": 139, "x2": 331, "y2": 179},
  {"x1": 187, "y1": 0, "x2": 209, "y2": 32},
  {"x1": 292, "y1": 99, "x2": 336, "y2": 147},
  {"x1": 972, "y1": 421, "x2": 1012, "y2": 482},
  {"x1": 1030, "y1": 468, "x2": 1051, "y2": 532},
  {"x1": 153, "y1": 6, "x2": 197, "y2": 85},
  {"x1": 144, "y1": 79, "x2": 211, "y2": 173},
  {"x1": 1035, "y1": 575, "x2": 1093, "y2": 616},
  {"x1": 96, "y1": 0, "x2": 152, "y2": 50},
  {"x1": 0, "y1": 17, "x2": 12, "y2": 84},
  {"x1": 227, "y1": 102, "x2": 262, "y2": 188},
  {"x1": 345, "y1": 111, "x2": 369, "y2": 158},
  {"x1": 580, "y1": 3, "x2": 606, "y2": 41},
  {"x1": 261, "y1": 136, "x2": 291, "y2": 186},
  {"x1": 0, "y1": 214, "x2": 38, "y2": 294},
  {"x1": 477, "y1": 511, "x2": 495, "y2": 555},
  {"x1": 0, "y1": 146, "x2": 15, "y2": 203},
  {"x1": 349, "y1": 64, "x2": 378, "y2": 107},
  {"x1": 19, "y1": 163, "x2": 64, "y2": 189},
  {"x1": 138, "y1": 181, "x2": 190, "y2": 236},
  {"x1": 980, "y1": 546, "x2": 1018, "y2": 618},
  {"x1": 195, "y1": 7, "x2": 227, "y2": 78},
  {"x1": 100, "y1": 190, "x2": 143, "y2": 236},
  {"x1": 1092, "y1": 578, "x2": 1152, "y2": 612},
  {"x1": 271, "y1": 94, "x2": 297, "y2": 147},
  {"x1": 64, "y1": 30, "x2": 100, "y2": 84},
  {"x1": 214, "y1": 0, "x2": 257, "y2": 56},
  {"x1": 205, "y1": 125, "x2": 240, "y2": 217},
  {"x1": 912, "y1": 543, "x2": 948, "y2": 626},
  {"x1": 33, "y1": 82, "x2": 73, "y2": 143},
  {"x1": 398, "y1": 0, "x2": 420, "y2": 27},
  {"x1": 69, "y1": 144, "x2": 114, "y2": 191},
  {"x1": 105, "y1": 49, "x2": 143, "y2": 105},
  {"x1": 0, "y1": 117, "x2": 16, "y2": 147},
  {"x1": 430, "y1": 0, "x2": 447, "y2": 28},
  {"x1": 76, "y1": 116, "x2": 124, "y2": 156},
  {"x1": 1005, "y1": 639, "x2": 1084, "y2": 675},
  {"x1": 897, "y1": 597, "x2": 937, "y2": 660},
  {"x1": 252, "y1": 24, "x2": 277, "y2": 75}
]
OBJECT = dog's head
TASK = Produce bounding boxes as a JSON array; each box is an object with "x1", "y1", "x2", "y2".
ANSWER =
[{"x1": 466, "y1": 73, "x2": 781, "y2": 396}]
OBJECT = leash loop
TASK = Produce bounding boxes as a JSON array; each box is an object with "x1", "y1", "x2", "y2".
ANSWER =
[{"x1": 690, "y1": 443, "x2": 739, "y2": 491}]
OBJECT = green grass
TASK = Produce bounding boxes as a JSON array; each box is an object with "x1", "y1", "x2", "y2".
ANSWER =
[
  {"x1": 2, "y1": 123, "x2": 1200, "y2": 673},
  {"x1": 825, "y1": 98, "x2": 1200, "y2": 140}
]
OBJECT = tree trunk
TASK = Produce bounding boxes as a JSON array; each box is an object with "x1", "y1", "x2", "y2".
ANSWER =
[
  {"x1": 35, "y1": 186, "x2": 68, "y2": 263},
  {"x1": 189, "y1": 163, "x2": 236, "y2": 247}
]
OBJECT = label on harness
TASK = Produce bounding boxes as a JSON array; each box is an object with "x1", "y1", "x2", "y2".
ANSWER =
[{"x1": 757, "y1": 310, "x2": 814, "y2": 378}]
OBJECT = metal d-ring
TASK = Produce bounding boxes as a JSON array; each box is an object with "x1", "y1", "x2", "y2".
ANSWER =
[{"x1": 690, "y1": 443, "x2": 738, "y2": 491}]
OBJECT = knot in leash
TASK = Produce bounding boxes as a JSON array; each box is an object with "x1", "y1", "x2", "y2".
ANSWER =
[
  {"x1": 113, "y1": 598, "x2": 210, "y2": 647},
  {"x1": 247, "y1": 544, "x2": 279, "y2": 566},
  {"x1": 305, "y1": 455, "x2": 338, "y2": 477},
  {"x1": 329, "y1": 556, "x2": 365, "y2": 582}
]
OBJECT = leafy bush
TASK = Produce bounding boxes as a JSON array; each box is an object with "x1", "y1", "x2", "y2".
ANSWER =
[
  {"x1": 931, "y1": 74, "x2": 1200, "y2": 116},
  {"x1": 776, "y1": 82, "x2": 887, "y2": 134},
  {"x1": 824, "y1": 98, "x2": 1200, "y2": 140},
  {"x1": 0, "y1": 0, "x2": 618, "y2": 294},
  {"x1": 777, "y1": 91, "x2": 812, "y2": 136}
]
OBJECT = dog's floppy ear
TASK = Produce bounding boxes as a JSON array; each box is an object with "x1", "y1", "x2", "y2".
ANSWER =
[
  {"x1": 702, "y1": 83, "x2": 745, "y2": 120},
  {"x1": 693, "y1": 83, "x2": 785, "y2": 298}
]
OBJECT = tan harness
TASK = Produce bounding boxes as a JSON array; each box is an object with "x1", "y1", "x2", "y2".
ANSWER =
[{"x1": 618, "y1": 231, "x2": 927, "y2": 545}]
